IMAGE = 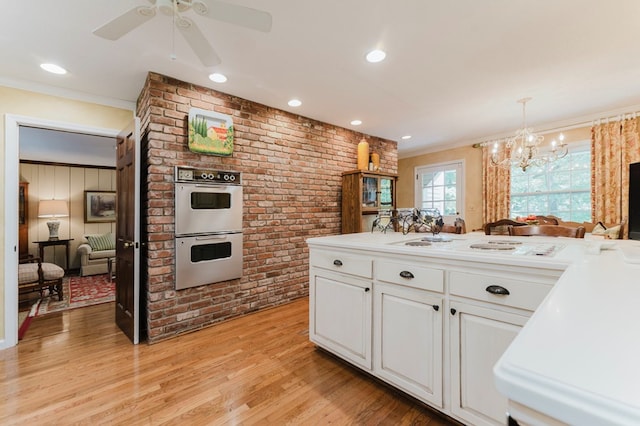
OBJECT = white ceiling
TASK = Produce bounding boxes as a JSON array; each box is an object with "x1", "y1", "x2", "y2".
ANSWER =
[{"x1": 3, "y1": 0, "x2": 640, "y2": 158}]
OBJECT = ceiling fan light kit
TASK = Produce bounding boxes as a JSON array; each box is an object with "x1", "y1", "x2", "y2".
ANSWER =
[{"x1": 93, "y1": 0, "x2": 272, "y2": 66}]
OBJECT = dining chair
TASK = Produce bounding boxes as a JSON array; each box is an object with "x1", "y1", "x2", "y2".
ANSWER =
[
  {"x1": 508, "y1": 224, "x2": 586, "y2": 238},
  {"x1": 535, "y1": 215, "x2": 560, "y2": 225},
  {"x1": 483, "y1": 219, "x2": 526, "y2": 235},
  {"x1": 440, "y1": 224, "x2": 463, "y2": 234}
]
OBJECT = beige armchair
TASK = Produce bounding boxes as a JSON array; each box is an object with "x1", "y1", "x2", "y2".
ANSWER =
[{"x1": 77, "y1": 233, "x2": 116, "y2": 276}]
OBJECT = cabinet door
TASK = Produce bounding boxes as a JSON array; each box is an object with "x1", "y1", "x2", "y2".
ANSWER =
[
  {"x1": 378, "y1": 177, "x2": 394, "y2": 209},
  {"x1": 449, "y1": 301, "x2": 529, "y2": 426},
  {"x1": 309, "y1": 268, "x2": 372, "y2": 370},
  {"x1": 374, "y1": 282, "x2": 443, "y2": 406},
  {"x1": 362, "y1": 176, "x2": 379, "y2": 210},
  {"x1": 362, "y1": 176, "x2": 395, "y2": 211}
]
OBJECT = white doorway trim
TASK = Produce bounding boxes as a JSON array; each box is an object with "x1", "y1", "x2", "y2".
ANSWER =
[{"x1": 2, "y1": 114, "x2": 119, "y2": 350}]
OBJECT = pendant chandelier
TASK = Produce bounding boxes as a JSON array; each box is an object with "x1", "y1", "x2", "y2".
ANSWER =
[{"x1": 491, "y1": 97, "x2": 568, "y2": 172}]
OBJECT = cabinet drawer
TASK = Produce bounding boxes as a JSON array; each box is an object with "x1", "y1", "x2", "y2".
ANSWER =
[
  {"x1": 375, "y1": 261, "x2": 444, "y2": 292},
  {"x1": 449, "y1": 271, "x2": 551, "y2": 311},
  {"x1": 310, "y1": 250, "x2": 372, "y2": 279}
]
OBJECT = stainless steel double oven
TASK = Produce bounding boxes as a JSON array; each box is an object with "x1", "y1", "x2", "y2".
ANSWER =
[{"x1": 174, "y1": 166, "x2": 243, "y2": 290}]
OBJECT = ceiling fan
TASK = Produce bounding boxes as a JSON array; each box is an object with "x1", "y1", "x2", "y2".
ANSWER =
[{"x1": 93, "y1": 0, "x2": 272, "y2": 66}]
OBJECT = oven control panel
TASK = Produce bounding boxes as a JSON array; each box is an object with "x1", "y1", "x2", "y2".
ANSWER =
[{"x1": 175, "y1": 166, "x2": 241, "y2": 184}]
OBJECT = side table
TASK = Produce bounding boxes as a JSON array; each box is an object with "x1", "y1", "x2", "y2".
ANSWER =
[{"x1": 33, "y1": 238, "x2": 74, "y2": 274}]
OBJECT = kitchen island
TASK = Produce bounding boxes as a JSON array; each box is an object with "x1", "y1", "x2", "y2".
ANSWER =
[{"x1": 306, "y1": 232, "x2": 640, "y2": 426}]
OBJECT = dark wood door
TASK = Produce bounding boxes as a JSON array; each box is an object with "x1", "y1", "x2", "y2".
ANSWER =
[{"x1": 115, "y1": 119, "x2": 141, "y2": 344}]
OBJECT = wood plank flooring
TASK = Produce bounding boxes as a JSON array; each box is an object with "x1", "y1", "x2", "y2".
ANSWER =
[{"x1": 1, "y1": 298, "x2": 459, "y2": 425}]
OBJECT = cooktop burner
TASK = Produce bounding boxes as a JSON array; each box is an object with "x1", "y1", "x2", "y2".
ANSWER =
[
  {"x1": 420, "y1": 235, "x2": 452, "y2": 242},
  {"x1": 488, "y1": 240, "x2": 523, "y2": 245},
  {"x1": 469, "y1": 243, "x2": 517, "y2": 251},
  {"x1": 405, "y1": 241, "x2": 432, "y2": 246}
]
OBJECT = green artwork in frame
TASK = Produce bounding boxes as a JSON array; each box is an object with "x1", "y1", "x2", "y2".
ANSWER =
[{"x1": 188, "y1": 107, "x2": 234, "y2": 156}]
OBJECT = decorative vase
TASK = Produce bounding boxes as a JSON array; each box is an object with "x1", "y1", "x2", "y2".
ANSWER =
[
  {"x1": 370, "y1": 152, "x2": 380, "y2": 171},
  {"x1": 357, "y1": 138, "x2": 369, "y2": 171}
]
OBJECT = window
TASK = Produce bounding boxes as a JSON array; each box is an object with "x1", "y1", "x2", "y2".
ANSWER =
[
  {"x1": 510, "y1": 142, "x2": 591, "y2": 222},
  {"x1": 415, "y1": 161, "x2": 464, "y2": 222}
]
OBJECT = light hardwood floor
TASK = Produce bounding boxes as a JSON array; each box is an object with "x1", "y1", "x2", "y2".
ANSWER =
[{"x1": 1, "y1": 298, "x2": 458, "y2": 425}]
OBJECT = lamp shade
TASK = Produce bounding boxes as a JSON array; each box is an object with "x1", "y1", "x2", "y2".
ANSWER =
[{"x1": 38, "y1": 199, "x2": 69, "y2": 218}]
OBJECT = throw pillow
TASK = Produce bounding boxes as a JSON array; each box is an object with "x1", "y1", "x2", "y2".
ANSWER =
[
  {"x1": 604, "y1": 225, "x2": 621, "y2": 239},
  {"x1": 86, "y1": 233, "x2": 115, "y2": 251},
  {"x1": 591, "y1": 222, "x2": 607, "y2": 235}
]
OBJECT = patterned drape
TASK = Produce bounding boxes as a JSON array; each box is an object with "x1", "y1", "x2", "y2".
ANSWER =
[
  {"x1": 621, "y1": 119, "x2": 640, "y2": 228},
  {"x1": 591, "y1": 117, "x2": 640, "y2": 230},
  {"x1": 482, "y1": 144, "x2": 511, "y2": 223}
]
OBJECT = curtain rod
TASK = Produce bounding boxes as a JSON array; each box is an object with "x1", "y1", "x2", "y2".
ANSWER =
[{"x1": 472, "y1": 108, "x2": 640, "y2": 148}]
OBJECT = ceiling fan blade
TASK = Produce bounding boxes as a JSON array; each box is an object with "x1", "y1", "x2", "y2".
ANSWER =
[
  {"x1": 93, "y1": 6, "x2": 157, "y2": 40},
  {"x1": 192, "y1": 0, "x2": 272, "y2": 33},
  {"x1": 175, "y1": 17, "x2": 222, "y2": 66}
]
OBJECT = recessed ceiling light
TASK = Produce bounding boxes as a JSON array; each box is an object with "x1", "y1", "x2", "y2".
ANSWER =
[
  {"x1": 208, "y1": 73, "x2": 227, "y2": 83},
  {"x1": 401, "y1": 135, "x2": 412, "y2": 140},
  {"x1": 40, "y1": 63, "x2": 67, "y2": 75},
  {"x1": 366, "y1": 49, "x2": 386, "y2": 63},
  {"x1": 288, "y1": 99, "x2": 302, "y2": 107},
  {"x1": 350, "y1": 120, "x2": 362, "y2": 126}
]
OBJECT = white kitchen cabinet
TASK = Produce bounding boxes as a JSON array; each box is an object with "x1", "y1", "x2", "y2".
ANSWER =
[
  {"x1": 447, "y1": 268, "x2": 554, "y2": 425},
  {"x1": 449, "y1": 300, "x2": 529, "y2": 426},
  {"x1": 309, "y1": 263, "x2": 372, "y2": 370},
  {"x1": 373, "y1": 281, "x2": 443, "y2": 407},
  {"x1": 308, "y1": 238, "x2": 562, "y2": 425}
]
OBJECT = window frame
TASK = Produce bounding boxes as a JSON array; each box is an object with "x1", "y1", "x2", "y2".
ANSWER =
[{"x1": 414, "y1": 160, "x2": 465, "y2": 223}]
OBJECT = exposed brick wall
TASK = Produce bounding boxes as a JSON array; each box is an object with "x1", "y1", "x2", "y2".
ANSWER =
[{"x1": 137, "y1": 72, "x2": 398, "y2": 343}]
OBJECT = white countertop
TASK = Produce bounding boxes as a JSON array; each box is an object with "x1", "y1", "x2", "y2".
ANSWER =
[
  {"x1": 494, "y1": 240, "x2": 640, "y2": 425},
  {"x1": 307, "y1": 231, "x2": 640, "y2": 424},
  {"x1": 308, "y1": 231, "x2": 579, "y2": 271}
]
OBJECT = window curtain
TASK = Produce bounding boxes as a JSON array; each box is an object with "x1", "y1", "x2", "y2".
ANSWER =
[
  {"x1": 482, "y1": 145, "x2": 511, "y2": 223},
  {"x1": 591, "y1": 117, "x2": 640, "y2": 229}
]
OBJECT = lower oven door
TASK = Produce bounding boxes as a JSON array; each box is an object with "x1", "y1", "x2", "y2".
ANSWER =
[{"x1": 175, "y1": 232, "x2": 243, "y2": 290}]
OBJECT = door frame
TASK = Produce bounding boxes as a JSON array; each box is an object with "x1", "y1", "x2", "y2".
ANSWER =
[{"x1": 2, "y1": 114, "x2": 120, "y2": 349}]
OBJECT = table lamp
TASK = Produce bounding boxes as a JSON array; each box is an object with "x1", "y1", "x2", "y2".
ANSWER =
[{"x1": 38, "y1": 199, "x2": 69, "y2": 239}]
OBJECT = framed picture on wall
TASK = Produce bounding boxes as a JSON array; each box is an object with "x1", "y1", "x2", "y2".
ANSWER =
[
  {"x1": 84, "y1": 191, "x2": 116, "y2": 223},
  {"x1": 188, "y1": 107, "x2": 234, "y2": 156}
]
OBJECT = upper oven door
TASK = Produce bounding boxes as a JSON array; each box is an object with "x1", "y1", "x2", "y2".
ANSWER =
[{"x1": 175, "y1": 183, "x2": 243, "y2": 235}]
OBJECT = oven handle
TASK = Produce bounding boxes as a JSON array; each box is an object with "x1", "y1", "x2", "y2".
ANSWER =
[
  {"x1": 193, "y1": 184, "x2": 237, "y2": 189},
  {"x1": 194, "y1": 235, "x2": 231, "y2": 241}
]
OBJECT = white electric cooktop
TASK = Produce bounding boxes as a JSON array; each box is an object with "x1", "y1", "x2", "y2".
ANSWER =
[{"x1": 394, "y1": 236, "x2": 565, "y2": 257}]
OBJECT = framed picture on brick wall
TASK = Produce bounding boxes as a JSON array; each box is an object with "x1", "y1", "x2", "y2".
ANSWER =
[{"x1": 188, "y1": 108, "x2": 235, "y2": 156}]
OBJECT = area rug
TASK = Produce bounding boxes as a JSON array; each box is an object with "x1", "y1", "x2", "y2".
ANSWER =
[
  {"x1": 18, "y1": 300, "x2": 40, "y2": 340},
  {"x1": 37, "y1": 274, "x2": 115, "y2": 316}
]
